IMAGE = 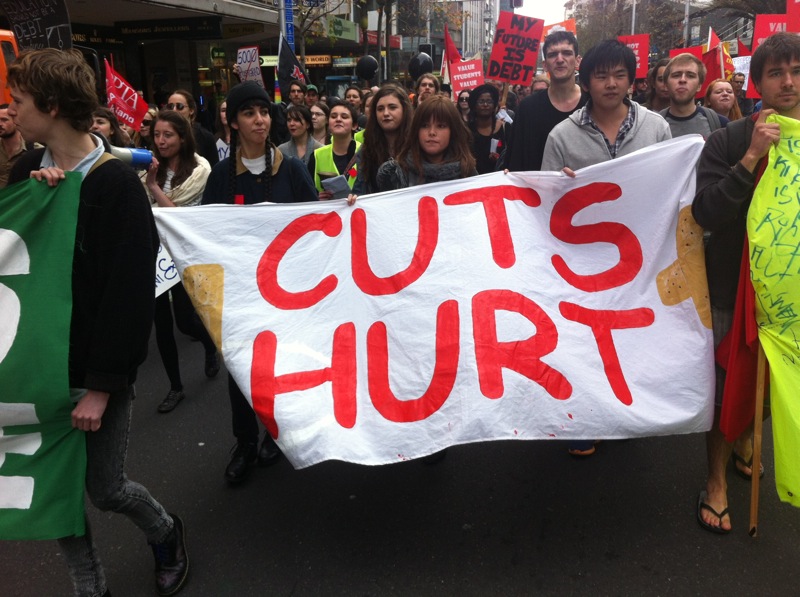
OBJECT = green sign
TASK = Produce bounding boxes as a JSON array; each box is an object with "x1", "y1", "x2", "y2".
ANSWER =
[{"x1": 327, "y1": 16, "x2": 358, "y2": 42}]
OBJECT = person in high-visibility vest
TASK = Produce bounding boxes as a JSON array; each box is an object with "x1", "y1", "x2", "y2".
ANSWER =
[{"x1": 308, "y1": 101, "x2": 360, "y2": 199}]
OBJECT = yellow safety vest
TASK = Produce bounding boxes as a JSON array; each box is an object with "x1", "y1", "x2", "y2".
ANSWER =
[{"x1": 313, "y1": 141, "x2": 361, "y2": 192}]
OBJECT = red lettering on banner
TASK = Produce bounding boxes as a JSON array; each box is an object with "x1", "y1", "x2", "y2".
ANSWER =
[
  {"x1": 368, "y1": 300, "x2": 460, "y2": 422},
  {"x1": 352, "y1": 196, "x2": 438, "y2": 295},
  {"x1": 550, "y1": 182, "x2": 642, "y2": 292},
  {"x1": 257, "y1": 212, "x2": 342, "y2": 309},
  {"x1": 251, "y1": 323, "x2": 357, "y2": 438},
  {"x1": 472, "y1": 290, "x2": 572, "y2": 400},
  {"x1": 444, "y1": 186, "x2": 541, "y2": 268},
  {"x1": 559, "y1": 302, "x2": 654, "y2": 405}
]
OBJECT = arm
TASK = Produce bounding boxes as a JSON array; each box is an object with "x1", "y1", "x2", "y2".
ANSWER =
[{"x1": 692, "y1": 113, "x2": 777, "y2": 230}]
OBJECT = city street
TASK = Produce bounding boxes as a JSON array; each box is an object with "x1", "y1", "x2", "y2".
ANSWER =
[{"x1": 3, "y1": 330, "x2": 799, "y2": 596}]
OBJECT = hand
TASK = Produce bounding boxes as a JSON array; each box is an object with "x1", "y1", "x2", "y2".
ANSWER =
[
  {"x1": 72, "y1": 390, "x2": 110, "y2": 432},
  {"x1": 30, "y1": 167, "x2": 65, "y2": 187},
  {"x1": 145, "y1": 156, "x2": 159, "y2": 189},
  {"x1": 562, "y1": 167, "x2": 577, "y2": 178},
  {"x1": 741, "y1": 109, "x2": 780, "y2": 172},
  {"x1": 318, "y1": 190, "x2": 334, "y2": 201},
  {"x1": 346, "y1": 193, "x2": 358, "y2": 206}
]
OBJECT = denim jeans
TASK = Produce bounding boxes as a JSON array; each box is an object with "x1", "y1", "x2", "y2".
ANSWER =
[{"x1": 58, "y1": 386, "x2": 174, "y2": 597}]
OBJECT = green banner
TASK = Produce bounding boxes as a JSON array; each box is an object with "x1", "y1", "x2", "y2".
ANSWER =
[
  {"x1": 0, "y1": 174, "x2": 86, "y2": 539},
  {"x1": 747, "y1": 114, "x2": 800, "y2": 508}
]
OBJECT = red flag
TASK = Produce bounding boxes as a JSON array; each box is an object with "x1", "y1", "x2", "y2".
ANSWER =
[
  {"x1": 670, "y1": 45, "x2": 703, "y2": 59},
  {"x1": 706, "y1": 27, "x2": 721, "y2": 51},
  {"x1": 104, "y1": 60, "x2": 149, "y2": 130},
  {"x1": 618, "y1": 34, "x2": 650, "y2": 79},
  {"x1": 444, "y1": 24, "x2": 461, "y2": 65},
  {"x1": 699, "y1": 49, "x2": 723, "y2": 97},
  {"x1": 736, "y1": 36, "x2": 752, "y2": 57},
  {"x1": 789, "y1": 0, "x2": 800, "y2": 33}
]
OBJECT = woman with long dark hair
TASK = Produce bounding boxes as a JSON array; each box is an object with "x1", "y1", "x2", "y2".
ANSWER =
[
  {"x1": 377, "y1": 95, "x2": 476, "y2": 191},
  {"x1": 202, "y1": 81, "x2": 318, "y2": 484},
  {"x1": 91, "y1": 106, "x2": 128, "y2": 147},
  {"x1": 352, "y1": 84, "x2": 412, "y2": 195},
  {"x1": 140, "y1": 110, "x2": 219, "y2": 413}
]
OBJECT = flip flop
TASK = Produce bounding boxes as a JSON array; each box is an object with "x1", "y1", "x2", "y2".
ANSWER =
[
  {"x1": 731, "y1": 451, "x2": 765, "y2": 481},
  {"x1": 696, "y1": 490, "x2": 731, "y2": 535}
]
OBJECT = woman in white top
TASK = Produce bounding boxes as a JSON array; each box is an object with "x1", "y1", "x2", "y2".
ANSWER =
[{"x1": 141, "y1": 110, "x2": 219, "y2": 414}]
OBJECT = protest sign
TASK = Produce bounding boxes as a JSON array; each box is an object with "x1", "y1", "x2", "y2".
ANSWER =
[
  {"x1": 544, "y1": 19, "x2": 576, "y2": 38},
  {"x1": 0, "y1": 176, "x2": 86, "y2": 540},
  {"x1": 0, "y1": 0, "x2": 72, "y2": 50},
  {"x1": 237, "y1": 46, "x2": 265, "y2": 88},
  {"x1": 618, "y1": 34, "x2": 650, "y2": 79},
  {"x1": 154, "y1": 137, "x2": 714, "y2": 469},
  {"x1": 732, "y1": 56, "x2": 751, "y2": 91},
  {"x1": 448, "y1": 60, "x2": 484, "y2": 97},
  {"x1": 488, "y1": 11, "x2": 544, "y2": 86},
  {"x1": 747, "y1": 15, "x2": 788, "y2": 98},
  {"x1": 747, "y1": 115, "x2": 800, "y2": 508},
  {"x1": 105, "y1": 60, "x2": 150, "y2": 129},
  {"x1": 790, "y1": 0, "x2": 800, "y2": 32}
]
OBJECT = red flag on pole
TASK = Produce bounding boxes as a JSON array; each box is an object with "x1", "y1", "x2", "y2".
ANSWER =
[
  {"x1": 104, "y1": 60, "x2": 149, "y2": 130},
  {"x1": 737, "y1": 36, "x2": 752, "y2": 57},
  {"x1": 705, "y1": 27, "x2": 721, "y2": 51}
]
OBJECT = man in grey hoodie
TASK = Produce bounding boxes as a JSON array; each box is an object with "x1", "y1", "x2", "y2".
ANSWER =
[
  {"x1": 541, "y1": 39, "x2": 671, "y2": 457},
  {"x1": 542, "y1": 39, "x2": 671, "y2": 172}
]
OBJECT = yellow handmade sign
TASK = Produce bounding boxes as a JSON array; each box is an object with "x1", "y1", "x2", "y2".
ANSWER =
[{"x1": 747, "y1": 114, "x2": 800, "y2": 507}]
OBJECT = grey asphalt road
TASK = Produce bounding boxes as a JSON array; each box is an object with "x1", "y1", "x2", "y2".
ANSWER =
[{"x1": 2, "y1": 330, "x2": 799, "y2": 596}]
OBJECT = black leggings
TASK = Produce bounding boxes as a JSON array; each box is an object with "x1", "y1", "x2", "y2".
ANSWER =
[{"x1": 153, "y1": 282, "x2": 216, "y2": 391}]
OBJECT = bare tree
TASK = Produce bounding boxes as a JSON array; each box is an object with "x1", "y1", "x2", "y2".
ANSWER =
[{"x1": 292, "y1": 0, "x2": 353, "y2": 63}]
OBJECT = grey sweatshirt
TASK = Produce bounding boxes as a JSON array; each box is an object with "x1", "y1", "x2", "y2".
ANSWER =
[{"x1": 541, "y1": 101, "x2": 671, "y2": 171}]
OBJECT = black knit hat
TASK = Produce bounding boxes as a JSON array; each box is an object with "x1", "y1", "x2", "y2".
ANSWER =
[{"x1": 226, "y1": 81, "x2": 272, "y2": 122}]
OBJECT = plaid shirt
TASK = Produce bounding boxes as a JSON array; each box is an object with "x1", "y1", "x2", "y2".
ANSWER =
[{"x1": 579, "y1": 98, "x2": 635, "y2": 158}]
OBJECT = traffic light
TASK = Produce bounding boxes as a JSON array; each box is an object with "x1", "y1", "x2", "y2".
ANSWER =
[
  {"x1": 512, "y1": 0, "x2": 524, "y2": 7},
  {"x1": 419, "y1": 43, "x2": 435, "y2": 57}
]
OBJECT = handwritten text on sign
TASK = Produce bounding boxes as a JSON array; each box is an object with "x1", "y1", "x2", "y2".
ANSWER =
[
  {"x1": 153, "y1": 137, "x2": 714, "y2": 468},
  {"x1": 747, "y1": 115, "x2": 800, "y2": 506},
  {"x1": 488, "y1": 12, "x2": 544, "y2": 86}
]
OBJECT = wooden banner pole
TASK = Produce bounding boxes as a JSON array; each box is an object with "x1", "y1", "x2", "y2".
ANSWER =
[{"x1": 749, "y1": 342, "x2": 767, "y2": 537}]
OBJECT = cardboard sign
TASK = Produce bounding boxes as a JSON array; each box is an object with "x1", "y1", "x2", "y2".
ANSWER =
[
  {"x1": 237, "y1": 46, "x2": 266, "y2": 88},
  {"x1": 618, "y1": 34, "x2": 650, "y2": 79},
  {"x1": 153, "y1": 136, "x2": 715, "y2": 469},
  {"x1": 488, "y1": 12, "x2": 544, "y2": 86}
]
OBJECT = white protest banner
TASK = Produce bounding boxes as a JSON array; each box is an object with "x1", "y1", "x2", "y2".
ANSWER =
[
  {"x1": 154, "y1": 136, "x2": 714, "y2": 469},
  {"x1": 155, "y1": 244, "x2": 180, "y2": 297},
  {"x1": 237, "y1": 46, "x2": 265, "y2": 88}
]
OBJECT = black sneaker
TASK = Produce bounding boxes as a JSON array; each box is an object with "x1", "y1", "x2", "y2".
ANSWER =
[
  {"x1": 149, "y1": 514, "x2": 189, "y2": 596},
  {"x1": 225, "y1": 441, "x2": 257, "y2": 484},
  {"x1": 157, "y1": 390, "x2": 185, "y2": 413},
  {"x1": 204, "y1": 351, "x2": 220, "y2": 378}
]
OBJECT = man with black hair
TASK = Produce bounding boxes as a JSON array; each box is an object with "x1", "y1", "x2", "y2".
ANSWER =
[
  {"x1": 692, "y1": 32, "x2": 800, "y2": 534},
  {"x1": 541, "y1": 39, "x2": 670, "y2": 457},
  {"x1": 542, "y1": 39, "x2": 670, "y2": 171},
  {"x1": 505, "y1": 30, "x2": 587, "y2": 172}
]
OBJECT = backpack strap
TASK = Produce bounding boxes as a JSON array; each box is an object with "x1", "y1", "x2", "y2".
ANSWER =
[
  {"x1": 87, "y1": 151, "x2": 118, "y2": 176},
  {"x1": 701, "y1": 107, "x2": 723, "y2": 132}
]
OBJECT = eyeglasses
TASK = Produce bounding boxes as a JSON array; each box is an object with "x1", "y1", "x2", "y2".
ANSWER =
[
  {"x1": 166, "y1": 103, "x2": 186, "y2": 111},
  {"x1": 476, "y1": 99, "x2": 495, "y2": 106},
  {"x1": 141, "y1": 119, "x2": 153, "y2": 126}
]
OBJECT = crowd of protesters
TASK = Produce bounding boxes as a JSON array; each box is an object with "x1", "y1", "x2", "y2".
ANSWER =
[{"x1": 3, "y1": 29, "x2": 799, "y2": 597}]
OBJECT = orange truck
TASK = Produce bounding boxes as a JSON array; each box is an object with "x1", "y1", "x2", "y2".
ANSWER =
[{"x1": 0, "y1": 30, "x2": 19, "y2": 104}]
